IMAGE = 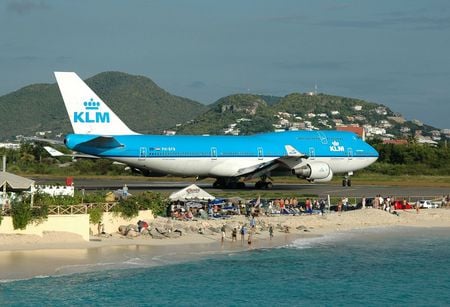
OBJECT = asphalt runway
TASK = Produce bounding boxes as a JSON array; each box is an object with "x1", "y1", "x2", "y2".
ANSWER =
[{"x1": 35, "y1": 177, "x2": 449, "y2": 199}]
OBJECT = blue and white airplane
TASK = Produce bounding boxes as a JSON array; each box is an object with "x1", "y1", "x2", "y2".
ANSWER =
[{"x1": 54, "y1": 72, "x2": 378, "y2": 189}]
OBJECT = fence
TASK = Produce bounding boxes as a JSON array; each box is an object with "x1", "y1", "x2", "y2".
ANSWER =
[{"x1": 1, "y1": 202, "x2": 118, "y2": 216}]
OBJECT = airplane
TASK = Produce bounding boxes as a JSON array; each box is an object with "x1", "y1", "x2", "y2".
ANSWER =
[
  {"x1": 43, "y1": 146, "x2": 99, "y2": 159},
  {"x1": 54, "y1": 72, "x2": 379, "y2": 189}
]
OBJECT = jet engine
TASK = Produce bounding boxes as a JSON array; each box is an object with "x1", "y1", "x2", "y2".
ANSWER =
[{"x1": 292, "y1": 162, "x2": 333, "y2": 182}]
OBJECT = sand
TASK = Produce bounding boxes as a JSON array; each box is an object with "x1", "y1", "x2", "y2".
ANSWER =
[{"x1": 1, "y1": 208, "x2": 449, "y2": 280}]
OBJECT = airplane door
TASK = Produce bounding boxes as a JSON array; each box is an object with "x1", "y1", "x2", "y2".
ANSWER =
[
  {"x1": 317, "y1": 131, "x2": 328, "y2": 144},
  {"x1": 347, "y1": 147, "x2": 353, "y2": 160},
  {"x1": 257, "y1": 147, "x2": 263, "y2": 160},
  {"x1": 139, "y1": 147, "x2": 146, "y2": 161},
  {"x1": 309, "y1": 147, "x2": 316, "y2": 160},
  {"x1": 211, "y1": 147, "x2": 217, "y2": 160}
]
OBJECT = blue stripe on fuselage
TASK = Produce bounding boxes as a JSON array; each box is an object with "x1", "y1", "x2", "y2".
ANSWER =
[{"x1": 65, "y1": 130, "x2": 379, "y2": 159}]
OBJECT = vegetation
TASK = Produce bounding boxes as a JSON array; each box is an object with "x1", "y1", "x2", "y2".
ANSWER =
[
  {"x1": 112, "y1": 191, "x2": 168, "y2": 219},
  {"x1": 11, "y1": 194, "x2": 49, "y2": 230},
  {"x1": 0, "y1": 72, "x2": 207, "y2": 140},
  {"x1": 366, "y1": 141, "x2": 450, "y2": 176},
  {"x1": 88, "y1": 206, "x2": 103, "y2": 225}
]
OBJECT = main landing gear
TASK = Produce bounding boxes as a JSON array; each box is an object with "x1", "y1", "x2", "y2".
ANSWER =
[
  {"x1": 255, "y1": 175, "x2": 273, "y2": 189},
  {"x1": 212, "y1": 178, "x2": 246, "y2": 189}
]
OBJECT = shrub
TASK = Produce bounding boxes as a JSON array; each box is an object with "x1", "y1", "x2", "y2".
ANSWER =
[
  {"x1": 113, "y1": 197, "x2": 139, "y2": 219},
  {"x1": 88, "y1": 206, "x2": 103, "y2": 225},
  {"x1": 11, "y1": 200, "x2": 32, "y2": 230}
]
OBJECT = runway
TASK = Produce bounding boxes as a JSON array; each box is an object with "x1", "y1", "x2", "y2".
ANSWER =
[{"x1": 35, "y1": 177, "x2": 449, "y2": 199}]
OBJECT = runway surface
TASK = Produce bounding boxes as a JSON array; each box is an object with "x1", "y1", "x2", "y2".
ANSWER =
[{"x1": 34, "y1": 177, "x2": 449, "y2": 199}]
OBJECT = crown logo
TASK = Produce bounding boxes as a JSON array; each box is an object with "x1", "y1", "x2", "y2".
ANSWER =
[
  {"x1": 332, "y1": 140, "x2": 339, "y2": 147},
  {"x1": 83, "y1": 98, "x2": 100, "y2": 110}
]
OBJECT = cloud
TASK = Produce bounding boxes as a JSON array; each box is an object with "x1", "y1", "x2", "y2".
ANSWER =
[
  {"x1": 6, "y1": 0, "x2": 50, "y2": 15},
  {"x1": 319, "y1": 11, "x2": 450, "y2": 31},
  {"x1": 14, "y1": 55, "x2": 40, "y2": 62},
  {"x1": 275, "y1": 60, "x2": 347, "y2": 71},
  {"x1": 265, "y1": 6, "x2": 450, "y2": 31},
  {"x1": 187, "y1": 81, "x2": 206, "y2": 89}
]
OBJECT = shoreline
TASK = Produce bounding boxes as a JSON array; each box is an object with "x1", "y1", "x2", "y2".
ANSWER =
[{"x1": 1, "y1": 208, "x2": 450, "y2": 281}]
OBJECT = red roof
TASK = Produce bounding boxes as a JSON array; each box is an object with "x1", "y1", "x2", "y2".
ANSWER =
[
  {"x1": 336, "y1": 126, "x2": 364, "y2": 138},
  {"x1": 382, "y1": 139, "x2": 408, "y2": 145}
]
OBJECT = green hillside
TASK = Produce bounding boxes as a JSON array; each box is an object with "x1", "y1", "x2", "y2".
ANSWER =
[
  {"x1": 0, "y1": 72, "x2": 207, "y2": 140},
  {"x1": 0, "y1": 72, "x2": 441, "y2": 141},
  {"x1": 173, "y1": 92, "x2": 439, "y2": 139}
]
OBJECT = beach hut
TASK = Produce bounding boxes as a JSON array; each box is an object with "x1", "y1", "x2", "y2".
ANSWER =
[
  {"x1": 0, "y1": 171, "x2": 35, "y2": 208},
  {"x1": 0, "y1": 172, "x2": 35, "y2": 191},
  {"x1": 169, "y1": 184, "x2": 215, "y2": 202}
]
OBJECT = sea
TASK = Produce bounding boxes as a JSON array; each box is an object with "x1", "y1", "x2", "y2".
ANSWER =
[{"x1": 1, "y1": 227, "x2": 449, "y2": 306}]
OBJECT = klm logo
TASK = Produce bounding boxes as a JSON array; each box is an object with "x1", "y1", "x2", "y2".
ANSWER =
[
  {"x1": 73, "y1": 98, "x2": 110, "y2": 123},
  {"x1": 329, "y1": 140, "x2": 345, "y2": 152}
]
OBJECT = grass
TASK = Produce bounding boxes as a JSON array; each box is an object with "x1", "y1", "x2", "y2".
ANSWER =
[{"x1": 28, "y1": 173, "x2": 450, "y2": 188}]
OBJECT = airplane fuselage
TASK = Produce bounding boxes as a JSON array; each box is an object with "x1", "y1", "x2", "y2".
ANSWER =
[{"x1": 65, "y1": 130, "x2": 378, "y2": 178}]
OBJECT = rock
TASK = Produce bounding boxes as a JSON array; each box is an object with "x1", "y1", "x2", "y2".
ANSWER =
[
  {"x1": 118, "y1": 225, "x2": 128, "y2": 235},
  {"x1": 126, "y1": 229, "x2": 139, "y2": 238},
  {"x1": 150, "y1": 229, "x2": 166, "y2": 239}
]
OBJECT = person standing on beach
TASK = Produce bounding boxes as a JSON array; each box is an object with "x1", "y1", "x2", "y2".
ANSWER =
[
  {"x1": 240, "y1": 225, "x2": 246, "y2": 243},
  {"x1": 337, "y1": 200, "x2": 343, "y2": 214},
  {"x1": 269, "y1": 225, "x2": 274, "y2": 240},
  {"x1": 319, "y1": 199, "x2": 325, "y2": 215},
  {"x1": 221, "y1": 224, "x2": 226, "y2": 242},
  {"x1": 232, "y1": 227, "x2": 237, "y2": 242}
]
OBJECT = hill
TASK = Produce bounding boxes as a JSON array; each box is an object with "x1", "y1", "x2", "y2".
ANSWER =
[
  {"x1": 174, "y1": 92, "x2": 441, "y2": 140},
  {"x1": 0, "y1": 72, "x2": 444, "y2": 142},
  {"x1": 0, "y1": 72, "x2": 207, "y2": 140}
]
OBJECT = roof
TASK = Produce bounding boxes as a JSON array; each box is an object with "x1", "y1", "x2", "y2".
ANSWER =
[
  {"x1": 169, "y1": 184, "x2": 215, "y2": 202},
  {"x1": 0, "y1": 172, "x2": 35, "y2": 190}
]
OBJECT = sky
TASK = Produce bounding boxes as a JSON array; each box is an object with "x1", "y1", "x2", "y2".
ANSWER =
[{"x1": 1, "y1": 0, "x2": 449, "y2": 129}]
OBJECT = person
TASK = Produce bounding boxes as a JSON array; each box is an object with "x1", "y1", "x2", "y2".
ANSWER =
[
  {"x1": 185, "y1": 209, "x2": 193, "y2": 220},
  {"x1": 269, "y1": 225, "x2": 274, "y2": 239},
  {"x1": 232, "y1": 228, "x2": 237, "y2": 241},
  {"x1": 97, "y1": 222, "x2": 104, "y2": 236},
  {"x1": 221, "y1": 224, "x2": 226, "y2": 242},
  {"x1": 122, "y1": 184, "x2": 128, "y2": 198},
  {"x1": 337, "y1": 200, "x2": 343, "y2": 214},
  {"x1": 305, "y1": 198, "x2": 311, "y2": 214},
  {"x1": 362, "y1": 196, "x2": 366, "y2": 209},
  {"x1": 240, "y1": 225, "x2": 246, "y2": 243},
  {"x1": 342, "y1": 197, "x2": 348, "y2": 211},
  {"x1": 415, "y1": 201, "x2": 420, "y2": 214},
  {"x1": 137, "y1": 220, "x2": 148, "y2": 233},
  {"x1": 250, "y1": 217, "x2": 256, "y2": 229},
  {"x1": 319, "y1": 199, "x2": 325, "y2": 215}
]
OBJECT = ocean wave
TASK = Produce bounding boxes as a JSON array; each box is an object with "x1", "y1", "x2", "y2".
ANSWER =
[{"x1": 288, "y1": 232, "x2": 353, "y2": 249}]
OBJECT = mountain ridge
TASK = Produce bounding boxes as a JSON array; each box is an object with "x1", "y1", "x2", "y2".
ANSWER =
[{"x1": 0, "y1": 71, "x2": 443, "y2": 142}]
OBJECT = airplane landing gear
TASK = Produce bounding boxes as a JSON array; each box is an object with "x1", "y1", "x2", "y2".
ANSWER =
[
  {"x1": 342, "y1": 172, "x2": 353, "y2": 187},
  {"x1": 213, "y1": 178, "x2": 246, "y2": 189},
  {"x1": 255, "y1": 175, "x2": 273, "y2": 189}
]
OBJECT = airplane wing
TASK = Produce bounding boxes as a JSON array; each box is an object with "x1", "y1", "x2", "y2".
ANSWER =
[
  {"x1": 238, "y1": 144, "x2": 307, "y2": 180},
  {"x1": 44, "y1": 146, "x2": 99, "y2": 159}
]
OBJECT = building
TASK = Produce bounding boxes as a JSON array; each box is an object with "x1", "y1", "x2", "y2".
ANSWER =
[{"x1": 337, "y1": 125, "x2": 365, "y2": 140}]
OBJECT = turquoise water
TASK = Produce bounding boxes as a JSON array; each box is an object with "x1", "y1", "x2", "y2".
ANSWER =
[{"x1": 1, "y1": 227, "x2": 450, "y2": 306}]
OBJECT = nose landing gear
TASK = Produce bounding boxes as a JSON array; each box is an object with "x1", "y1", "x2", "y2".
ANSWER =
[{"x1": 342, "y1": 172, "x2": 353, "y2": 187}]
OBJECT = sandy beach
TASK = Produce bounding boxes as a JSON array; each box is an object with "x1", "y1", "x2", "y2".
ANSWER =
[{"x1": 1, "y1": 208, "x2": 450, "y2": 281}]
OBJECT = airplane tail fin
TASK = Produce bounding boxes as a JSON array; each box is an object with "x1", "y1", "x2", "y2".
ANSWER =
[{"x1": 54, "y1": 72, "x2": 138, "y2": 135}]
